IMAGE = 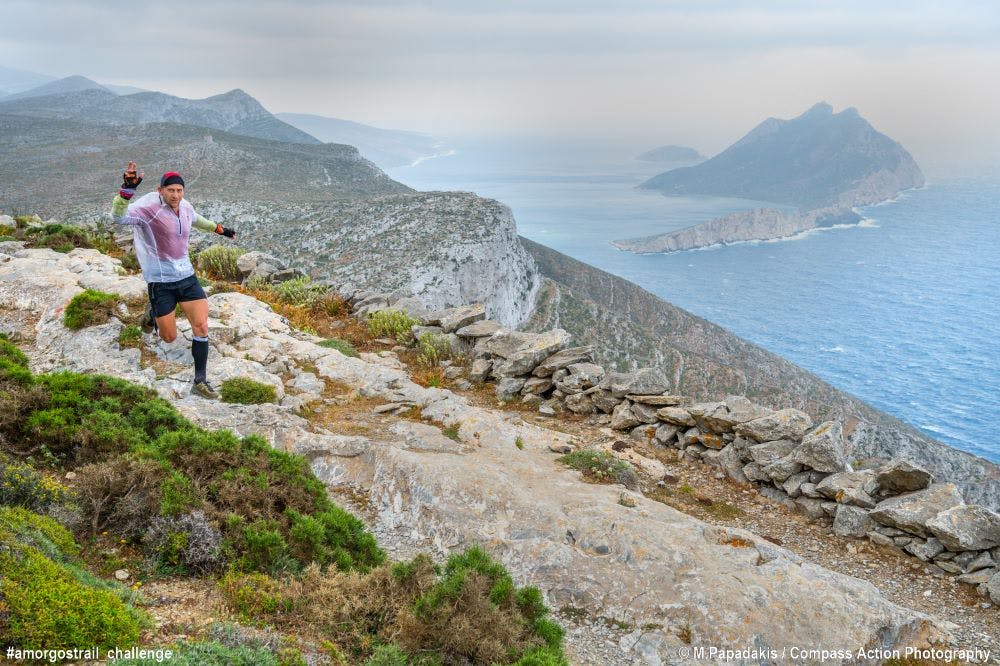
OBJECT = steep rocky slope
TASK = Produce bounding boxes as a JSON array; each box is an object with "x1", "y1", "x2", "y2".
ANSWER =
[
  {"x1": 521, "y1": 237, "x2": 999, "y2": 508},
  {"x1": 0, "y1": 245, "x2": 963, "y2": 664}
]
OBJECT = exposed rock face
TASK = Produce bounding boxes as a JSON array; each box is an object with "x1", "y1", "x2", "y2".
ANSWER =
[
  {"x1": 0, "y1": 247, "x2": 947, "y2": 661},
  {"x1": 869, "y1": 484, "x2": 966, "y2": 537},
  {"x1": 789, "y1": 421, "x2": 850, "y2": 473},
  {"x1": 925, "y1": 506, "x2": 1000, "y2": 552}
]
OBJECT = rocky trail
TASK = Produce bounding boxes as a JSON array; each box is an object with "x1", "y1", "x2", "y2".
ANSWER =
[{"x1": 1, "y1": 244, "x2": 997, "y2": 664}]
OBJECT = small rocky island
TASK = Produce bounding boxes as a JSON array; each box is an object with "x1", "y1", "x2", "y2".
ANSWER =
[
  {"x1": 635, "y1": 144, "x2": 704, "y2": 163},
  {"x1": 615, "y1": 102, "x2": 924, "y2": 253}
]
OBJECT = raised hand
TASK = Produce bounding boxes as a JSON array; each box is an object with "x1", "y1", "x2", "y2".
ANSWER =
[
  {"x1": 119, "y1": 161, "x2": 144, "y2": 199},
  {"x1": 214, "y1": 224, "x2": 237, "y2": 239}
]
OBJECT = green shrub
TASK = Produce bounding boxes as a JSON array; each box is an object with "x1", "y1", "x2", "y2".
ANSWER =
[
  {"x1": 63, "y1": 289, "x2": 119, "y2": 330},
  {"x1": 0, "y1": 507, "x2": 146, "y2": 651},
  {"x1": 197, "y1": 245, "x2": 245, "y2": 281},
  {"x1": 318, "y1": 337, "x2": 358, "y2": 357},
  {"x1": 219, "y1": 571, "x2": 292, "y2": 621},
  {"x1": 272, "y1": 276, "x2": 327, "y2": 307},
  {"x1": 120, "y1": 251, "x2": 140, "y2": 272},
  {"x1": 0, "y1": 457, "x2": 72, "y2": 512},
  {"x1": 220, "y1": 377, "x2": 277, "y2": 404},
  {"x1": 367, "y1": 310, "x2": 419, "y2": 340},
  {"x1": 416, "y1": 332, "x2": 451, "y2": 368},
  {"x1": 0, "y1": 336, "x2": 33, "y2": 385},
  {"x1": 118, "y1": 324, "x2": 142, "y2": 348},
  {"x1": 556, "y1": 450, "x2": 638, "y2": 489}
]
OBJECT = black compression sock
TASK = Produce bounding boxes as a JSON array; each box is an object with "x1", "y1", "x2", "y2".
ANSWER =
[{"x1": 192, "y1": 336, "x2": 209, "y2": 384}]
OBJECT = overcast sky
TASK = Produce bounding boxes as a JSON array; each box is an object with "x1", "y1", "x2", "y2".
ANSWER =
[{"x1": 2, "y1": 1, "x2": 999, "y2": 168}]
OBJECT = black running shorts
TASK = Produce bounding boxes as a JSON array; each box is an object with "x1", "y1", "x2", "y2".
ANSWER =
[{"x1": 148, "y1": 274, "x2": 207, "y2": 318}]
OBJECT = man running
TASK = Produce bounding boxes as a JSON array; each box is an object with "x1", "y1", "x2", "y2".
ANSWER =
[{"x1": 111, "y1": 162, "x2": 237, "y2": 399}]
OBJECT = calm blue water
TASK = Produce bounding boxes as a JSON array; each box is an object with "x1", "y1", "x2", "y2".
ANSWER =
[{"x1": 387, "y1": 140, "x2": 1000, "y2": 463}]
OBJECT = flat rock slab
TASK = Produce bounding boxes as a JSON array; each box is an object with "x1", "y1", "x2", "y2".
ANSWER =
[{"x1": 870, "y1": 483, "x2": 966, "y2": 538}]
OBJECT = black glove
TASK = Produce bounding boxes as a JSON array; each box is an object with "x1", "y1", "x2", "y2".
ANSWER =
[
  {"x1": 214, "y1": 224, "x2": 237, "y2": 239},
  {"x1": 119, "y1": 162, "x2": 143, "y2": 200}
]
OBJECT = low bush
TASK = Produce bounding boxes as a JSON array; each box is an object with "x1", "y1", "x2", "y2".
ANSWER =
[
  {"x1": 0, "y1": 506, "x2": 147, "y2": 651},
  {"x1": 272, "y1": 276, "x2": 328, "y2": 308},
  {"x1": 367, "y1": 310, "x2": 419, "y2": 341},
  {"x1": 416, "y1": 332, "x2": 451, "y2": 368},
  {"x1": 63, "y1": 289, "x2": 120, "y2": 330},
  {"x1": 197, "y1": 245, "x2": 245, "y2": 281},
  {"x1": 118, "y1": 324, "x2": 142, "y2": 348},
  {"x1": 556, "y1": 450, "x2": 638, "y2": 489},
  {"x1": 110, "y1": 640, "x2": 281, "y2": 666},
  {"x1": 16, "y1": 222, "x2": 119, "y2": 255},
  {"x1": 318, "y1": 337, "x2": 359, "y2": 357},
  {"x1": 220, "y1": 377, "x2": 277, "y2": 404},
  {"x1": 223, "y1": 547, "x2": 566, "y2": 664},
  {"x1": 0, "y1": 456, "x2": 73, "y2": 512}
]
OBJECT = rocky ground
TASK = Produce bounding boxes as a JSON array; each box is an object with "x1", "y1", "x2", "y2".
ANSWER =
[{"x1": 2, "y1": 245, "x2": 997, "y2": 664}]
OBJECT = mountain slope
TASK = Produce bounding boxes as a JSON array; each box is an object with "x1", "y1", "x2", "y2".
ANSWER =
[
  {"x1": 640, "y1": 102, "x2": 924, "y2": 210},
  {"x1": 1, "y1": 74, "x2": 109, "y2": 101},
  {"x1": 0, "y1": 87, "x2": 320, "y2": 145},
  {"x1": 520, "y1": 236, "x2": 999, "y2": 507},
  {"x1": 277, "y1": 112, "x2": 444, "y2": 168},
  {"x1": 0, "y1": 65, "x2": 56, "y2": 95}
]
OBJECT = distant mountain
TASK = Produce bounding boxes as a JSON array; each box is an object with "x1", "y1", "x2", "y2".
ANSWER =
[
  {"x1": 636, "y1": 145, "x2": 703, "y2": 163},
  {"x1": 619, "y1": 103, "x2": 925, "y2": 253},
  {"x1": 0, "y1": 65, "x2": 56, "y2": 95},
  {"x1": 103, "y1": 83, "x2": 149, "y2": 96},
  {"x1": 1, "y1": 75, "x2": 108, "y2": 101},
  {"x1": 277, "y1": 112, "x2": 445, "y2": 168},
  {"x1": 640, "y1": 102, "x2": 924, "y2": 210},
  {"x1": 0, "y1": 87, "x2": 320, "y2": 145}
]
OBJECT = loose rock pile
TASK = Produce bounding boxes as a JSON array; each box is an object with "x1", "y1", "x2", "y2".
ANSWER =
[{"x1": 348, "y1": 290, "x2": 1000, "y2": 607}]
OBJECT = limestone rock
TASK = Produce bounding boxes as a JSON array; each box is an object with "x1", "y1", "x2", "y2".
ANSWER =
[
  {"x1": 455, "y1": 319, "x2": 503, "y2": 338},
  {"x1": 496, "y1": 376, "x2": 526, "y2": 401},
  {"x1": 486, "y1": 328, "x2": 571, "y2": 376},
  {"x1": 653, "y1": 423, "x2": 679, "y2": 445},
  {"x1": 870, "y1": 484, "x2": 966, "y2": 537},
  {"x1": 565, "y1": 392, "x2": 596, "y2": 415},
  {"x1": 735, "y1": 408, "x2": 813, "y2": 442},
  {"x1": 630, "y1": 401, "x2": 660, "y2": 424},
  {"x1": 590, "y1": 389, "x2": 619, "y2": 414},
  {"x1": 237, "y1": 250, "x2": 286, "y2": 278},
  {"x1": 435, "y1": 303, "x2": 486, "y2": 333},
  {"x1": 626, "y1": 394, "x2": 685, "y2": 406},
  {"x1": 989, "y1": 571, "x2": 1000, "y2": 604},
  {"x1": 748, "y1": 439, "x2": 798, "y2": 465},
  {"x1": 469, "y1": 358, "x2": 492, "y2": 384},
  {"x1": 815, "y1": 471, "x2": 876, "y2": 508},
  {"x1": 655, "y1": 406, "x2": 696, "y2": 427},
  {"x1": 522, "y1": 376, "x2": 553, "y2": 395},
  {"x1": 532, "y1": 346, "x2": 594, "y2": 377},
  {"x1": 875, "y1": 459, "x2": 934, "y2": 496},
  {"x1": 687, "y1": 396, "x2": 769, "y2": 434},
  {"x1": 607, "y1": 368, "x2": 670, "y2": 399},
  {"x1": 788, "y1": 421, "x2": 849, "y2": 473},
  {"x1": 834, "y1": 505, "x2": 876, "y2": 538},
  {"x1": 610, "y1": 402, "x2": 642, "y2": 431},
  {"x1": 925, "y1": 505, "x2": 1000, "y2": 552},
  {"x1": 905, "y1": 537, "x2": 945, "y2": 562}
]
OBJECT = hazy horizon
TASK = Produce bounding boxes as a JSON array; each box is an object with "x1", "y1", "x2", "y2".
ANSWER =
[{"x1": 3, "y1": 1, "x2": 1000, "y2": 171}]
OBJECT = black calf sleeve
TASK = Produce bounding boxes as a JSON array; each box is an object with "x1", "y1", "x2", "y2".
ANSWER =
[{"x1": 192, "y1": 336, "x2": 209, "y2": 384}]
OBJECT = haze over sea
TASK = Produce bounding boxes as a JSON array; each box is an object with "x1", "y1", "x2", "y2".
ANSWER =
[{"x1": 388, "y1": 138, "x2": 1000, "y2": 463}]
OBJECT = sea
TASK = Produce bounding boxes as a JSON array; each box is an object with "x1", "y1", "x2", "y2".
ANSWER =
[{"x1": 386, "y1": 138, "x2": 1000, "y2": 464}]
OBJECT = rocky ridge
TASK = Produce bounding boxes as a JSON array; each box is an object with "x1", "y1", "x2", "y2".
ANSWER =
[{"x1": 3, "y1": 243, "x2": 991, "y2": 664}]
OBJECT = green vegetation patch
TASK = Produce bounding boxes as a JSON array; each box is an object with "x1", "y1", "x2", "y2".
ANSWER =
[
  {"x1": 556, "y1": 450, "x2": 638, "y2": 489},
  {"x1": 318, "y1": 337, "x2": 358, "y2": 357},
  {"x1": 0, "y1": 506, "x2": 147, "y2": 651},
  {"x1": 13, "y1": 222, "x2": 119, "y2": 255},
  {"x1": 63, "y1": 288, "x2": 120, "y2": 330},
  {"x1": 196, "y1": 245, "x2": 245, "y2": 281},
  {"x1": 416, "y1": 332, "x2": 452, "y2": 367},
  {"x1": 367, "y1": 309, "x2": 420, "y2": 341},
  {"x1": 220, "y1": 377, "x2": 278, "y2": 404},
  {"x1": 110, "y1": 640, "x2": 281, "y2": 666},
  {"x1": 118, "y1": 324, "x2": 143, "y2": 349}
]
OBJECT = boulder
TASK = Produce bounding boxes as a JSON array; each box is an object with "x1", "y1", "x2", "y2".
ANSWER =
[
  {"x1": 610, "y1": 402, "x2": 642, "y2": 431},
  {"x1": 925, "y1": 505, "x2": 1000, "y2": 552},
  {"x1": 875, "y1": 459, "x2": 934, "y2": 496},
  {"x1": 495, "y1": 376, "x2": 526, "y2": 401},
  {"x1": 522, "y1": 376, "x2": 554, "y2": 395},
  {"x1": 782, "y1": 472, "x2": 812, "y2": 498},
  {"x1": 532, "y1": 346, "x2": 594, "y2": 377},
  {"x1": 834, "y1": 505, "x2": 876, "y2": 538},
  {"x1": 565, "y1": 393, "x2": 596, "y2": 415},
  {"x1": 411, "y1": 324, "x2": 444, "y2": 340},
  {"x1": 989, "y1": 572, "x2": 1000, "y2": 605},
  {"x1": 904, "y1": 537, "x2": 945, "y2": 562},
  {"x1": 748, "y1": 439, "x2": 798, "y2": 465},
  {"x1": 590, "y1": 390, "x2": 619, "y2": 414},
  {"x1": 869, "y1": 484, "x2": 966, "y2": 538},
  {"x1": 237, "y1": 250, "x2": 286, "y2": 278},
  {"x1": 626, "y1": 394, "x2": 686, "y2": 406},
  {"x1": 455, "y1": 319, "x2": 504, "y2": 338},
  {"x1": 566, "y1": 362, "x2": 606, "y2": 386},
  {"x1": 655, "y1": 406, "x2": 696, "y2": 427},
  {"x1": 815, "y1": 471, "x2": 876, "y2": 507},
  {"x1": 957, "y1": 569, "x2": 997, "y2": 586},
  {"x1": 696, "y1": 433, "x2": 726, "y2": 450},
  {"x1": 653, "y1": 423, "x2": 679, "y2": 445},
  {"x1": 687, "y1": 396, "x2": 769, "y2": 434},
  {"x1": 469, "y1": 358, "x2": 492, "y2": 384},
  {"x1": 607, "y1": 368, "x2": 670, "y2": 399},
  {"x1": 436, "y1": 303, "x2": 486, "y2": 333},
  {"x1": 762, "y1": 458, "x2": 804, "y2": 484},
  {"x1": 794, "y1": 497, "x2": 829, "y2": 520},
  {"x1": 630, "y1": 423, "x2": 658, "y2": 443},
  {"x1": 630, "y1": 401, "x2": 660, "y2": 424},
  {"x1": 742, "y1": 462, "x2": 770, "y2": 483},
  {"x1": 709, "y1": 443, "x2": 748, "y2": 483},
  {"x1": 486, "y1": 329, "x2": 571, "y2": 376},
  {"x1": 735, "y1": 408, "x2": 813, "y2": 443},
  {"x1": 787, "y1": 421, "x2": 849, "y2": 474},
  {"x1": 967, "y1": 551, "x2": 996, "y2": 573}
]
